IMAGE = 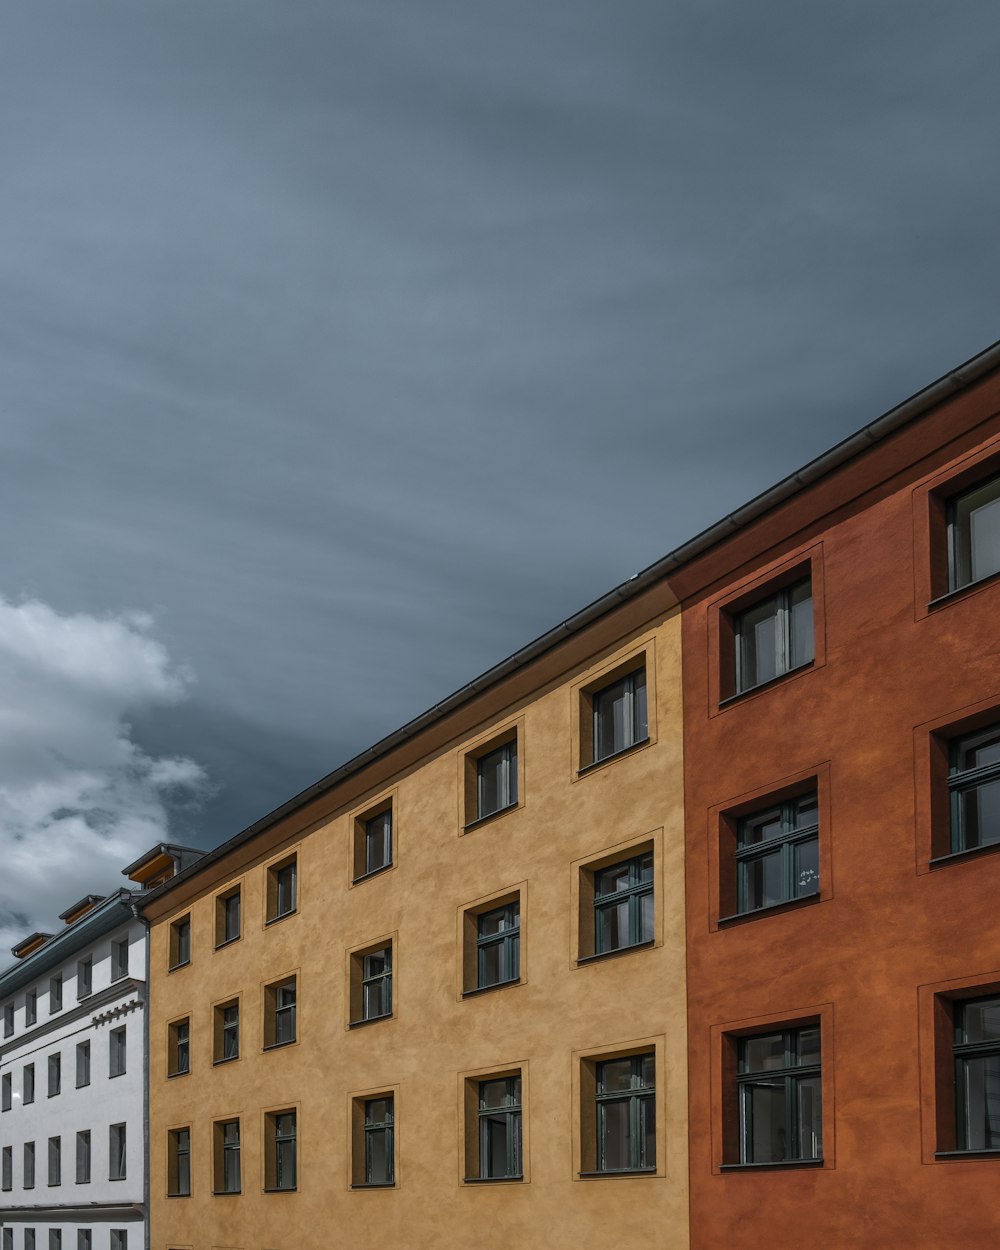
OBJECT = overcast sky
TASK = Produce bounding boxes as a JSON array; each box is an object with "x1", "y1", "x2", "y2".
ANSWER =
[{"x1": 1, "y1": 0, "x2": 998, "y2": 948}]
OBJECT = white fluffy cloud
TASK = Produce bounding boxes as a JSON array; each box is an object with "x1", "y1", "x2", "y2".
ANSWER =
[{"x1": 0, "y1": 596, "x2": 209, "y2": 955}]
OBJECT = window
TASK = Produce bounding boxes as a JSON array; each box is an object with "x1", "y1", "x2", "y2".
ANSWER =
[
  {"x1": 109, "y1": 1027, "x2": 126, "y2": 1078},
  {"x1": 3, "y1": 1004, "x2": 12, "y2": 1036},
  {"x1": 77, "y1": 1232, "x2": 91, "y2": 1250},
  {"x1": 47, "y1": 1136, "x2": 61, "y2": 1186},
  {"x1": 593, "y1": 853, "x2": 654, "y2": 955},
  {"x1": 111, "y1": 939, "x2": 129, "y2": 981},
  {"x1": 48, "y1": 1053, "x2": 61, "y2": 1097},
  {"x1": 477, "y1": 739, "x2": 517, "y2": 821},
  {"x1": 736, "y1": 793, "x2": 819, "y2": 913},
  {"x1": 110, "y1": 1233, "x2": 127, "y2": 1250},
  {"x1": 24, "y1": 1233, "x2": 34, "y2": 1250},
  {"x1": 2, "y1": 1072, "x2": 10, "y2": 1111},
  {"x1": 109, "y1": 1123, "x2": 126, "y2": 1181},
  {"x1": 76, "y1": 958, "x2": 92, "y2": 999},
  {"x1": 168, "y1": 1019, "x2": 190, "y2": 1076},
  {"x1": 266, "y1": 856, "x2": 297, "y2": 923},
  {"x1": 169, "y1": 917, "x2": 191, "y2": 969},
  {"x1": 474, "y1": 1077, "x2": 522, "y2": 1180},
  {"x1": 26, "y1": 989, "x2": 37, "y2": 1026},
  {"x1": 736, "y1": 1026, "x2": 822, "y2": 1164},
  {"x1": 2, "y1": 1229, "x2": 9, "y2": 1250},
  {"x1": 49, "y1": 975, "x2": 62, "y2": 1013},
  {"x1": 214, "y1": 1001, "x2": 239, "y2": 1063},
  {"x1": 76, "y1": 1131, "x2": 91, "y2": 1183},
  {"x1": 733, "y1": 578, "x2": 813, "y2": 695},
  {"x1": 76, "y1": 1041, "x2": 90, "y2": 1088},
  {"x1": 948, "y1": 473, "x2": 1000, "y2": 591},
  {"x1": 265, "y1": 1110, "x2": 297, "y2": 1191},
  {"x1": 214, "y1": 1119, "x2": 240, "y2": 1193},
  {"x1": 2, "y1": 1144, "x2": 11, "y2": 1190},
  {"x1": 351, "y1": 947, "x2": 392, "y2": 1025},
  {"x1": 24, "y1": 1062, "x2": 35, "y2": 1104},
  {"x1": 264, "y1": 979, "x2": 296, "y2": 1049},
  {"x1": 592, "y1": 1054, "x2": 655, "y2": 1174},
  {"x1": 48, "y1": 1233, "x2": 61, "y2": 1250},
  {"x1": 476, "y1": 903, "x2": 520, "y2": 990},
  {"x1": 354, "y1": 806, "x2": 393, "y2": 880},
  {"x1": 24, "y1": 1140, "x2": 35, "y2": 1188},
  {"x1": 215, "y1": 887, "x2": 241, "y2": 947},
  {"x1": 953, "y1": 995, "x2": 1000, "y2": 1151},
  {"x1": 359, "y1": 1096, "x2": 394, "y2": 1186},
  {"x1": 168, "y1": 1128, "x2": 191, "y2": 1196},
  {"x1": 590, "y1": 667, "x2": 648, "y2": 765},
  {"x1": 949, "y1": 725, "x2": 1000, "y2": 853}
]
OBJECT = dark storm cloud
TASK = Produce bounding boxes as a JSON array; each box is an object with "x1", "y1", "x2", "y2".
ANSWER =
[{"x1": 1, "y1": 0, "x2": 999, "y2": 874}]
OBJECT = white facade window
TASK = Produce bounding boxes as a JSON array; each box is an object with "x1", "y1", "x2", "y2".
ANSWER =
[{"x1": 109, "y1": 1027, "x2": 126, "y2": 1079}]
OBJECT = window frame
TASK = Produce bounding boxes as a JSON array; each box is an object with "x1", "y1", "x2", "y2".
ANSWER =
[
  {"x1": 948, "y1": 724, "x2": 1000, "y2": 855},
  {"x1": 26, "y1": 988, "x2": 37, "y2": 1027},
  {"x1": 360, "y1": 948, "x2": 392, "y2": 1024},
  {"x1": 167, "y1": 1127, "x2": 191, "y2": 1197},
  {"x1": 734, "y1": 793, "x2": 820, "y2": 915},
  {"x1": 734, "y1": 1026, "x2": 823, "y2": 1166},
  {"x1": 214, "y1": 1119, "x2": 241, "y2": 1194},
  {"x1": 24, "y1": 1062, "x2": 35, "y2": 1105},
  {"x1": 952, "y1": 995, "x2": 1000, "y2": 1153},
  {"x1": 1, "y1": 1072, "x2": 10, "y2": 1112},
  {"x1": 214, "y1": 1000, "x2": 240, "y2": 1064},
  {"x1": 47, "y1": 1135, "x2": 61, "y2": 1187},
  {"x1": 168, "y1": 917, "x2": 191, "y2": 971},
  {"x1": 76, "y1": 958, "x2": 92, "y2": 999},
  {"x1": 263, "y1": 976, "x2": 298, "y2": 1050},
  {"x1": 264, "y1": 1109, "x2": 297, "y2": 1192},
  {"x1": 75, "y1": 1130, "x2": 91, "y2": 1184},
  {"x1": 49, "y1": 974, "x2": 62, "y2": 1014},
  {"x1": 592, "y1": 853, "x2": 654, "y2": 957},
  {"x1": 24, "y1": 1140, "x2": 35, "y2": 1189},
  {"x1": 474, "y1": 1076, "x2": 522, "y2": 1182},
  {"x1": 475, "y1": 902, "x2": 520, "y2": 991},
  {"x1": 589, "y1": 666, "x2": 649, "y2": 767},
  {"x1": 109, "y1": 1026, "x2": 126, "y2": 1079},
  {"x1": 47, "y1": 1053, "x2": 60, "y2": 1098},
  {"x1": 266, "y1": 855, "x2": 298, "y2": 924},
  {"x1": 1, "y1": 1144, "x2": 11, "y2": 1191},
  {"x1": 946, "y1": 471, "x2": 1000, "y2": 593},
  {"x1": 111, "y1": 938, "x2": 129, "y2": 982},
  {"x1": 168, "y1": 1018, "x2": 190, "y2": 1077},
  {"x1": 461, "y1": 724, "x2": 523, "y2": 831},
  {"x1": 732, "y1": 577, "x2": 813, "y2": 697},
  {"x1": 215, "y1": 886, "x2": 242, "y2": 949},
  {"x1": 348, "y1": 937, "x2": 396, "y2": 1028},
  {"x1": 593, "y1": 1054, "x2": 656, "y2": 1175},
  {"x1": 362, "y1": 1097, "x2": 394, "y2": 1187},
  {"x1": 108, "y1": 1123, "x2": 127, "y2": 1182},
  {"x1": 76, "y1": 1040, "x2": 91, "y2": 1089}
]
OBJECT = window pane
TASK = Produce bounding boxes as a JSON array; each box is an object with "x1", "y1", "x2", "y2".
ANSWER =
[
  {"x1": 639, "y1": 1093, "x2": 656, "y2": 1168},
  {"x1": 960, "y1": 1054, "x2": 1000, "y2": 1149},
  {"x1": 796, "y1": 1075, "x2": 823, "y2": 1158},
  {"x1": 482, "y1": 1114, "x2": 509, "y2": 1178},
  {"x1": 639, "y1": 891, "x2": 654, "y2": 943},
  {"x1": 960, "y1": 779, "x2": 1000, "y2": 849},
  {"x1": 594, "y1": 678, "x2": 629, "y2": 759},
  {"x1": 596, "y1": 862, "x2": 632, "y2": 896},
  {"x1": 479, "y1": 906, "x2": 516, "y2": 936},
  {"x1": 365, "y1": 810, "x2": 392, "y2": 872},
  {"x1": 954, "y1": 476, "x2": 1000, "y2": 587},
  {"x1": 739, "y1": 596, "x2": 779, "y2": 689},
  {"x1": 632, "y1": 670, "x2": 648, "y2": 742},
  {"x1": 479, "y1": 942, "x2": 502, "y2": 987},
  {"x1": 637, "y1": 851, "x2": 654, "y2": 883},
  {"x1": 742, "y1": 850, "x2": 783, "y2": 910},
  {"x1": 477, "y1": 744, "x2": 513, "y2": 816},
  {"x1": 796, "y1": 1026, "x2": 821, "y2": 1067},
  {"x1": 599, "y1": 1098, "x2": 631, "y2": 1170},
  {"x1": 742, "y1": 1033, "x2": 785, "y2": 1073},
  {"x1": 745, "y1": 1078, "x2": 787, "y2": 1162},
  {"x1": 363, "y1": 979, "x2": 389, "y2": 1019},
  {"x1": 639, "y1": 1054, "x2": 655, "y2": 1088},
  {"x1": 958, "y1": 727, "x2": 1000, "y2": 771},
  {"x1": 596, "y1": 899, "x2": 629, "y2": 952},
  {"x1": 792, "y1": 794, "x2": 819, "y2": 829},
  {"x1": 480, "y1": 1080, "x2": 511, "y2": 1109},
  {"x1": 794, "y1": 837, "x2": 820, "y2": 896},
  {"x1": 788, "y1": 581, "x2": 814, "y2": 669},
  {"x1": 367, "y1": 1098, "x2": 392, "y2": 1123},
  {"x1": 741, "y1": 809, "x2": 783, "y2": 845},
  {"x1": 599, "y1": 1059, "x2": 634, "y2": 1092},
  {"x1": 961, "y1": 998, "x2": 1000, "y2": 1043}
]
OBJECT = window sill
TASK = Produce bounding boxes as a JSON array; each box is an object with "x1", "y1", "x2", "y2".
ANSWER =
[
  {"x1": 719, "y1": 1157, "x2": 822, "y2": 1172},
  {"x1": 719, "y1": 660, "x2": 813, "y2": 708},
  {"x1": 462, "y1": 978, "x2": 521, "y2": 1000},
  {"x1": 263, "y1": 1186, "x2": 298, "y2": 1193},
  {"x1": 212, "y1": 1189, "x2": 241, "y2": 1196},
  {"x1": 351, "y1": 1182, "x2": 395, "y2": 1189},
  {"x1": 463, "y1": 802, "x2": 519, "y2": 834},
  {"x1": 934, "y1": 1149, "x2": 1000, "y2": 1160},
  {"x1": 577, "y1": 736, "x2": 651, "y2": 776},
  {"x1": 717, "y1": 892, "x2": 821, "y2": 927},
  {"x1": 212, "y1": 1055, "x2": 240, "y2": 1066},
  {"x1": 265, "y1": 909, "x2": 297, "y2": 927},
  {"x1": 214, "y1": 936, "x2": 241, "y2": 951},
  {"x1": 262, "y1": 1039, "x2": 297, "y2": 1052},
  {"x1": 578, "y1": 1168, "x2": 656, "y2": 1178},
  {"x1": 167, "y1": 1069, "x2": 190, "y2": 1079},
  {"x1": 349, "y1": 1013, "x2": 393, "y2": 1030},
  {"x1": 463, "y1": 1175, "x2": 523, "y2": 1184},
  {"x1": 166, "y1": 1191, "x2": 190, "y2": 1198},
  {"x1": 167, "y1": 960, "x2": 191, "y2": 973},
  {"x1": 352, "y1": 863, "x2": 393, "y2": 886},
  {"x1": 576, "y1": 939, "x2": 655, "y2": 966},
  {"x1": 928, "y1": 567, "x2": 1000, "y2": 611},
  {"x1": 929, "y1": 842, "x2": 1000, "y2": 869}
]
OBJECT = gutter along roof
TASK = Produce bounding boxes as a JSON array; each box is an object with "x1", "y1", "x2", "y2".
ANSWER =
[{"x1": 140, "y1": 335, "x2": 1000, "y2": 910}]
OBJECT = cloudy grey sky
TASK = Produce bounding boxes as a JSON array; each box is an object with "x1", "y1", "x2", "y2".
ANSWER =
[{"x1": 1, "y1": 0, "x2": 998, "y2": 946}]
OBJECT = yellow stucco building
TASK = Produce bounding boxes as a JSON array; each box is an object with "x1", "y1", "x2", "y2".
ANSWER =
[{"x1": 141, "y1": 580, "x2": 689, "y2": 1250}]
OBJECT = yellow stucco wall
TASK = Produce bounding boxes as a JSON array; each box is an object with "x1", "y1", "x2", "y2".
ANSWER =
[{"x1": 147, "y1": 607, "x2": 689, "y2": 1250}]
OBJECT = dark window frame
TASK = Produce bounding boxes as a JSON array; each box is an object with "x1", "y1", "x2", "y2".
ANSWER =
[
  {"x1": 109, "y1": 1123, "x2": 127, "y2": 1181},
  {"x1": 111, "y1": 939, "x2": 129, "y2": 982},
  {"x1": 736, "y1": 793, "x2": 820, "y2": 914},
  {"x1": 109, "y1": 1027, "x2": 126, "y2": 1079},
  {"x1": 361, "y1": 948, "x2": 392, "y2": 1023},
  {"x1": 76, "y1": 1041, "x2": 90, "y2": 1089},
  {"x1": 476, "y1": 902, "x2": 520, "y2": 990},
  {"x1": 266, "y1": 1110, "x2": 297, "y2": 1192},
  {"x1": 588, "y1": 666, "x2": 648, "y2": 767},
  {"x1": 733, "y1": 577, "x2": 813, "y2": 697},
  {"x1": 595, "y1": 1054, "x2": 655, "y2": 1174},
  {"x1": 947, "y1": 472, "x2": 1000, "y2": 593},
  {"x1": 948, "y1": 724, "x2": 1000, "y2": 854},
  {"x1": 168, "y1": 1127, "x2": 191, "y2": 1197},
  {"x1": 363, "y1": 1097, "x2": 394, "y2": 1186},
  {"x1": 736, "y1": 1026, "x2": 822, "y2": 1165},
  {"x1": 476, "y1": 1076, "x2": 522, "y2": 1180},
  {"x1": 75, "y1": 1130, "x2": 91, "y2": 1184},
  {"x1": 953, "y1": 995, "x2": 1000, "y2": 1152},
  {"x1": 593, "y1": 853, "x2": 654, "y2": 956}
]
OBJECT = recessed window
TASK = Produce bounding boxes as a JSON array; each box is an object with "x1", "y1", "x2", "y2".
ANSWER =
[
  {"x1": 109, "y1": 1123, "x2": 127, "y2": 1181},
  {"x1": 49, "y1": 975, "x2": 62, "y2": 1013},
  {"x1": 215, "y1": 887, "x2": 241, "y2": 947},
  {"x1": 169, "y1": 917, "x2": 191, "y2": 970},
  {"x1": 214, "y1": 1001, "x2": 239, "y2": 1063},
  {"x1": 1, "y1": 1145, "x2": 11, "y2": 1190},
  {"x1": 2, "y1": 1228, "x2": 10, "y2": 1250},
  {"x1": 590, "y1": 668, "x2": 648, "y2": 766},
  {"x1": 593, "y1": 853, "x2": 653, "y2": 956},
  {"x1": 168, "y1": 1019, "x2": 190, "y2": 1077},
  {"x1": 24, "y1": 1063, "x2": 35, "y2": 1104},
  {"x1": 948, "y1": 473, "x2": 1000, "y2": 591},
  {"x1": 350, "y1": 945, "x2": 392, "y2": 1026},
  {"x1": 354, "y1": 804, "x2": 393, "y2": 881},
  {"x1": 214, "y1": 1119, "x2": 241, "y2": 1193},
  {"x1": 354, "y1": 1095, "x2": 394, "y2": 1187},
  {"x1": 168, "y1": 1128, "x2": 191, "y2": 1196},
  {"x1": 473, "y1": 1077, "x2": 522, "y2": 1181},
  {"x1": 110, "y1": 1232, "x2": 127, "y2": 1250},
  {"x1": 2, "y1": 1004, "x2": 12, "y2": 1036},
  {"x1": 48, "y1": 1231, "x2": 61, "y2": 1250},
  {"x1": 47, "y1": 1135, "x2": 61, "y2": 1186},
  {"x1": 26, "y1": 989, "x2": 37, "y2": 1027},
  {"x1": 24, "y1": 1140, "x2": 35, "y2": 1188},
  {"x1": 949, "y1": 725, "x2": 1000, "y2": 853},
  {"x1": 736, "y1": 793, "x2": 819, "y2": 913},
  {"x1": 109, "y1": 1027, "x2": 126, "y2": 1079},
  {"x1": 476, "y1": 903, "x2": 520, "y2": 990},
  {"x1": 24, "y1": 1232, "x2": 34, "y2": 1250},
  {"x1": 76, "y1": 958, "x2": 92, "y2": 999},
  {"x1": 477, "y1": 739, "x2": 517, "y2": 821},
  {"x1": 1, "y1": 1073, "x2": 9, "y2": 1111},
  {"x1": 76, "y1": 1130, "x2": 91, "y2": 1183},
  {"x1": 953, "y1": 995, "x2": 1000, "y2": 1151},
  {"x1": 735, "y1": 1026, "x2": 822, "y2": 1164},
  {"x1": 594, "y1": 1054, "x2": 655, "y2": 1174},
  {"x1": 265, "y1": 1110, "x2": 297, "y2": 1191},
  {"x1": 47, "y1": 1053, "x2": 60, "y2": 1097},
  {"x1": 111, "y1": 938, "x2": 129, "y2": 981},
  {"x1": 733, "y1": 578, "x2": 813, "y2": 695},
  {"x1": 264, "y1": 978, "x2": 297, "y2": 1049},
  {"x1": 76, "y1": 1232, "x2": 90, "y2": 1250},
  {"x1": 76, "y1": 1041, "x2": 90, "y2": 1089},
  {"x1": 266, "y1": 856, "x2": 297, "y2": 923}
]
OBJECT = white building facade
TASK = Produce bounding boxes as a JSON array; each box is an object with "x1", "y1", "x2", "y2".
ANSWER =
[{"x1": 0, "y1": 846, "x2": 202, "y2": 1250}]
